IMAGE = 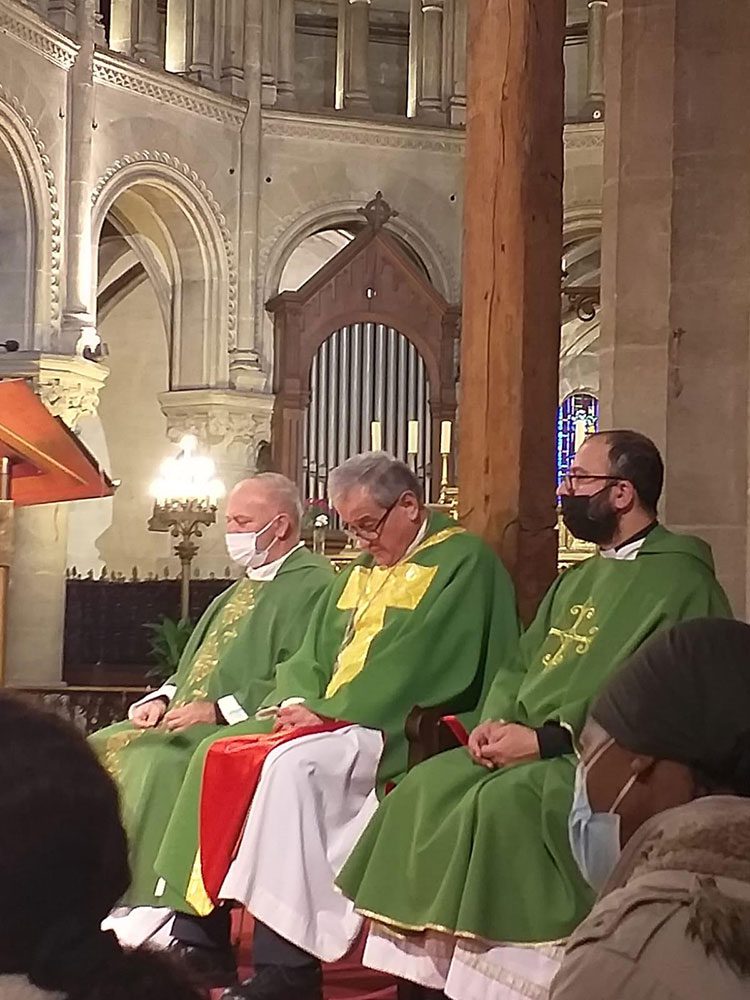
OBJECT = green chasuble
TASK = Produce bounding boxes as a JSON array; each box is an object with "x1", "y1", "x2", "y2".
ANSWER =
[
  {"x1": 155, "y1": 511, "x2": 519, "y2": 914},
  {"x1": 337, "y1": 526, "x2": 733, "y2": 945},
  {"x1": 89, "y1": 546, "x2": 333, "y2": 908}
]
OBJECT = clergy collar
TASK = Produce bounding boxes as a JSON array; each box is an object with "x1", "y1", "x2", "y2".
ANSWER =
[
  {"x1": 404, "y1": 514, "x2": 429, "y2": 559},
  {"x1": 246, "y1": 541, "x2": 304, "y2": 581},
  {"x1": 600, "y1": 521, "x2": 659, "y2": 562}
]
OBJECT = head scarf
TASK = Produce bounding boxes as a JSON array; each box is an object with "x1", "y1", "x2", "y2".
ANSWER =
[{"x1": 592, "y1": 618, "x2": 750, "y2": 792}]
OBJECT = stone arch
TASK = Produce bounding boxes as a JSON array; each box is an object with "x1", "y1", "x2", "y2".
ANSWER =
[
  {"x1": 91, "y1": 152, "x2": 236, "y2": 386},
  {"x1": 258, "y1": 199, "x2": 455, "y2": 370},
  {"x1": 0, "y1": 85, "x2": 61, "y2": 349},
  {"x1": 560, "y1": 208, "x2": 602, "y2": 401}
]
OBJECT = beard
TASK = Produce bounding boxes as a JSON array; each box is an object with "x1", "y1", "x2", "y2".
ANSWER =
[{"x1": 560, "y1": 488, "x2": 618, "y2": 545}]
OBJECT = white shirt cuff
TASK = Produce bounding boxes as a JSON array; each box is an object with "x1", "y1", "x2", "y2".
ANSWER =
[
  {"x1": 255, "y1": 696, "x2": 306, "y2": 721},
  {"x1": 217, "y1": 695, "x2": 249, "y2": 726},
  {"x1": 128, "y1": 683, "x2": 177, "y2": 719}
]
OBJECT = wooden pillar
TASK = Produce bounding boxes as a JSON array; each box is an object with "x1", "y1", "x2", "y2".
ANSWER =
[{"x1": 458, "y1": 0, "x2": 565, "y2": 624}]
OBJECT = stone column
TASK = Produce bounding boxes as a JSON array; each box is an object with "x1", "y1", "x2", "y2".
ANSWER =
[
  {"x1": 165, "y1": 0, "x2": 190, "y2": 73},
  {"x1": 599, "y1": 0, "x2": 750, "y2": 616},
  {"x1": 458, "y1": 0, "x2": 566, "y2": 624},
  {"x1": 585, "y1": 0, "x2": 607, "y2": 120},
  {"x1": 159, "y1": 389, "x2": 275, "y2": 575},
  {"x1": 406, "y1": 0, "x2": 421, "y2": 118},
  {"x1": 188, "y1": 0, "x2": 216, "y2": 83},
  {"x1": 233, "y1": 0, "x2": 270, "y2": 390},
  {"x1": 221, "y1": 0, "x2": 246, "y2": 96},
  {"x1": 0, "y1": 355, "x2": 109, "y2": 687},
  {"x1": 276, "y1": 0, "x2": 297, "y2": 110},
  {"x1": 418, "y1": 1, "x2": 445, "y2": 123},
  {"x1": 344, "y1": 0, "x2": 372, "y2": 112},
  {"x1": 261, "y1": 0, "x2": 280, "y2": 106},
  {"x1": 61, "y1": 0, "x2": 98, "y2": 357},
  {"x1": 47, "y1": 1, "x2": 76, "y2": 33},
  {"x1": 449, "y1": 0, "x2": 467, "y2": 126},
  {"x1": 110, "y1": 0, "x2": 164, "y2": 66}
]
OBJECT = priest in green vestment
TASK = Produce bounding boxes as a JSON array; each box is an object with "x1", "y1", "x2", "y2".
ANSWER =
[
  {"x1": 336, "y1": 430, "x2": 733, "y2": 1000},
  {"x1": 156, "y1": 452, "x2": 519, "y2": 1000},
  {"x1": 89, "y1": 473, "x2": 333, "y2": 924}
]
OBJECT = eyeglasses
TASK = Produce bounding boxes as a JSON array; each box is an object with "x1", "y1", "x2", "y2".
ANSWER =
[
  {"x1": 342, "y1": 497, "x2": 400, "y2": 543},
  {"x1": 560, "y1": 473, "x2": 621, "y2": 494}
]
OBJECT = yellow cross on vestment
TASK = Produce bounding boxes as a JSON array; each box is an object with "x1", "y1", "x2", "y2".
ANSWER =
[
  {"x1": 324, "y1": 526, "x2": 463, "y2": 698},
  {"x1": 542, "y1": 601, "x2": 599, "y2": 670}
]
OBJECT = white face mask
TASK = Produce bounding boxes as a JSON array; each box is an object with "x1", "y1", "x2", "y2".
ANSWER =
[
  {"x1": 225, "y1": 517, "x2": 280, "y2": 570},
  {"x1": 568, "y1": 737, "x2": 638, "y2": 891}
]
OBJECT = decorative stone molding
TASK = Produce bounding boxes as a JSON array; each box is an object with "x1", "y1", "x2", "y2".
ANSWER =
[
  {"x1": 91, "y1": 150, "x2": 238, "y2": 348},
  {"x1": 0, "y1": 352, "x2": 109, "y2": 429},
  {"x1": 158, "y1": 389, "x2": 274, "y2": 476},
  {"x1": 262, "y1": 110, "x2": 466, "y2": 154},
  {"x1": 0, "y1": 83, "x2": 62, "y2": 328},
  {"x1": 0, "y1": 0, "x2": 79, "y2": 69},
  {"x1": 93, "y1": 51, "x2": 247, "y2": 129},
  {"x1": 564, "y1": 123, "x2": 605, "y2": 150}
]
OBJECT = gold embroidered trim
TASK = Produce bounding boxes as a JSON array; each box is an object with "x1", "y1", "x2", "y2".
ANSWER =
[
  {"x1": 172, "y1": 579, "x2": 259, "y2": 707},
  {"x1": 325, "y1": 526, "x2": 462, "y2": 698},
  {"x1": 354, "y1": 906, "x2": 567, "y2": 947},
  {"x1": 542, "y1": 601, "x2": 598, "y2": 670},
  {"x1": 101, "y1": 729, "x2": 145, "y2": 781}
]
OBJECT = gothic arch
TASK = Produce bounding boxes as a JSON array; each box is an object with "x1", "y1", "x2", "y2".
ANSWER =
[
  {"x1": 0, "y1": 85, "x2": 61, "y2": 349},
  {"x1": 258, "y1": 199, "x2": 456, "y2": 374},
  {"x1": 91, "y1": 152, "x2": 237, "y2": 386},
  {"x1": 268, "y1": 209, "x2": 460, "y2": 490}
]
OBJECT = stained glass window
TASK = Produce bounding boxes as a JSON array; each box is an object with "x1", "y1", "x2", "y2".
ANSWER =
[{"x1": 557, "y1": 393, "x2": 599, "y2": 485}]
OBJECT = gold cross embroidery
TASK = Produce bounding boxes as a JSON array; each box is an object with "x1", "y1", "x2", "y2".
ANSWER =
[
  {"x1": 542, "y1": 601, "x2": 599, "y2": 670},
  {"x1": 325, "y1": 562, "x2": 438, "y2": 698}
]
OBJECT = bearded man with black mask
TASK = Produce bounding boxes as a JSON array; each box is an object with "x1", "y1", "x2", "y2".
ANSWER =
[{"x1": 335, "y1": 429, "x2": 733, "y2": 1000}]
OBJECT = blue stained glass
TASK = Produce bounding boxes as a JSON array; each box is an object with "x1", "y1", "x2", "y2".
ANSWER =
[{"x1": 557, "y1": 393, "x2": 599, "y2": 485}]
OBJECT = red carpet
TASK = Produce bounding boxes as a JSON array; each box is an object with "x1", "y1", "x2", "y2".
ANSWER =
[{"x1": 210, "y1": 913, "x2": 396, "y2": 999}]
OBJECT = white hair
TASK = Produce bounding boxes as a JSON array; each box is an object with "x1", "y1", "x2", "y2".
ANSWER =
[
  {"x1": 328, "y1": 452, "x2": 424, "y2": 507},
  {"x1": 233, "y1": 473, "x2": 304, "y2": 529}
]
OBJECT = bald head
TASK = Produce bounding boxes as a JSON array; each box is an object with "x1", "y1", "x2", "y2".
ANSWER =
[{"x1": 226, "y1": 475, "x2": 303, "y2": 560}]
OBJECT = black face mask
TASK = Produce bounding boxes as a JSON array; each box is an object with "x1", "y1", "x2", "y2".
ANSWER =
[{"x1": 560, "y1": 485, "x2": 618, "y2": 545}]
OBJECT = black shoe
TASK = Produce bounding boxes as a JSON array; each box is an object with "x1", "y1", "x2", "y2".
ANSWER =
[
  {"x1": 167, "y1": 940, "x2": 238, "y2": 988},
  {"x1": 220, "y1": 963, "x2": 323, "y2": 1000}
]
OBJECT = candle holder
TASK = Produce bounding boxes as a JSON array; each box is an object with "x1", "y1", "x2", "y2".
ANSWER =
[
  {"x1": 148, "y1": 436, "x2": 224, "y2": 622},
  {"x1": 433, "y1": 451, "x2": 460, "y2": 520}
]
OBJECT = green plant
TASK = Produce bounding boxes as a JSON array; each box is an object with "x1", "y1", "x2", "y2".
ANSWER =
[{"x1": 143, "y1": 615, "x2": 193, "y2": 683}]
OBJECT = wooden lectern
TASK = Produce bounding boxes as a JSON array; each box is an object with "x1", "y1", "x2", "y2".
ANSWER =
[{"x1": 0, "y1": 379, "x2": 114, "y2": 685}]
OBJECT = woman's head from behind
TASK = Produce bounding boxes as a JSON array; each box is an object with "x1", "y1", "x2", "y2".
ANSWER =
[
  {"x1": 0, "y1": 694, "x2": 203, "y2": 1000},
  {"x1": 571, "y1": 618, "x2": 750, "y2": 890}
]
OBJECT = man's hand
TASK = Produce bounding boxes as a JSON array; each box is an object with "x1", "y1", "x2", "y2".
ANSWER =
[
  {"x1": 476, "y1": 723, "x2": 540, "y2": 770},
  {"x1": 131, "y1": 699, "x2": 168, "y2": 729},
  {"x1": 162, "y1": 701, "x2": 217, "y2": 732},
  {"x1": 467, "y1": 720, "x2": 508, "y2": 766},
  {"x1": 273, "y1": 704, "x2": 325, "y2": 733}
]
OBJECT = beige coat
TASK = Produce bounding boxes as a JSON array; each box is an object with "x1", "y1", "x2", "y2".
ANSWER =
[{"x1": 550, "y1": 796, "x2": 750, "y2": 1000}]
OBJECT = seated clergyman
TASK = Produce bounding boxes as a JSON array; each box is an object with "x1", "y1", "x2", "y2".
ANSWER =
[
  {"x1": 154, "y1": 452, "x2": 520, "y2": 1000},
  {"x1": 336, "y1": 430, "x2": 733, "y2": 1000},
  {"x1": 89, "y1": 474, "x2": 333, "y2": 935}
]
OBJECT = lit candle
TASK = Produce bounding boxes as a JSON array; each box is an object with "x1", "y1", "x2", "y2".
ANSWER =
[
  {"x1": 407, "y1": 420, "x2": 419, "y2": 455},
  {"x1": 371, "y1": 421, "x2": 382, "y2": 451},
  {"x1": 440, "y1": 420, "x2": 452, "y2": 456},
  {"x1": 574, "y1": 417, "x2": 587, "y2": 452}
]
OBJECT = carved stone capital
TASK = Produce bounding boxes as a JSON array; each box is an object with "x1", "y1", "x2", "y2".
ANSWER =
[
  {"x1": 158, "y1": 388, "x2": 275, "y2": 479},
  {"x1": 0, "y1": 352, "x2": 109, "y2": 429}
]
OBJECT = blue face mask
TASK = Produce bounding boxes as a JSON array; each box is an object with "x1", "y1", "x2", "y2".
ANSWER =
[{"x1": 569, "y1": 739, "x2": 637, "y2": 892}]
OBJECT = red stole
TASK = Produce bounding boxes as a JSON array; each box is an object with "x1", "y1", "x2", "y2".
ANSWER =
[{"x1": 199, "y1": 722, "x2": 348, "y2": 902}]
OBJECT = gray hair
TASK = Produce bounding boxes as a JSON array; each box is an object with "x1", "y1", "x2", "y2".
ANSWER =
[
  {"x1": 235, "y1": 473, "x2": 304, "y2": 529},
  {"x1": 328, "y1": 452, "x2": 424, "y2": 507}
]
